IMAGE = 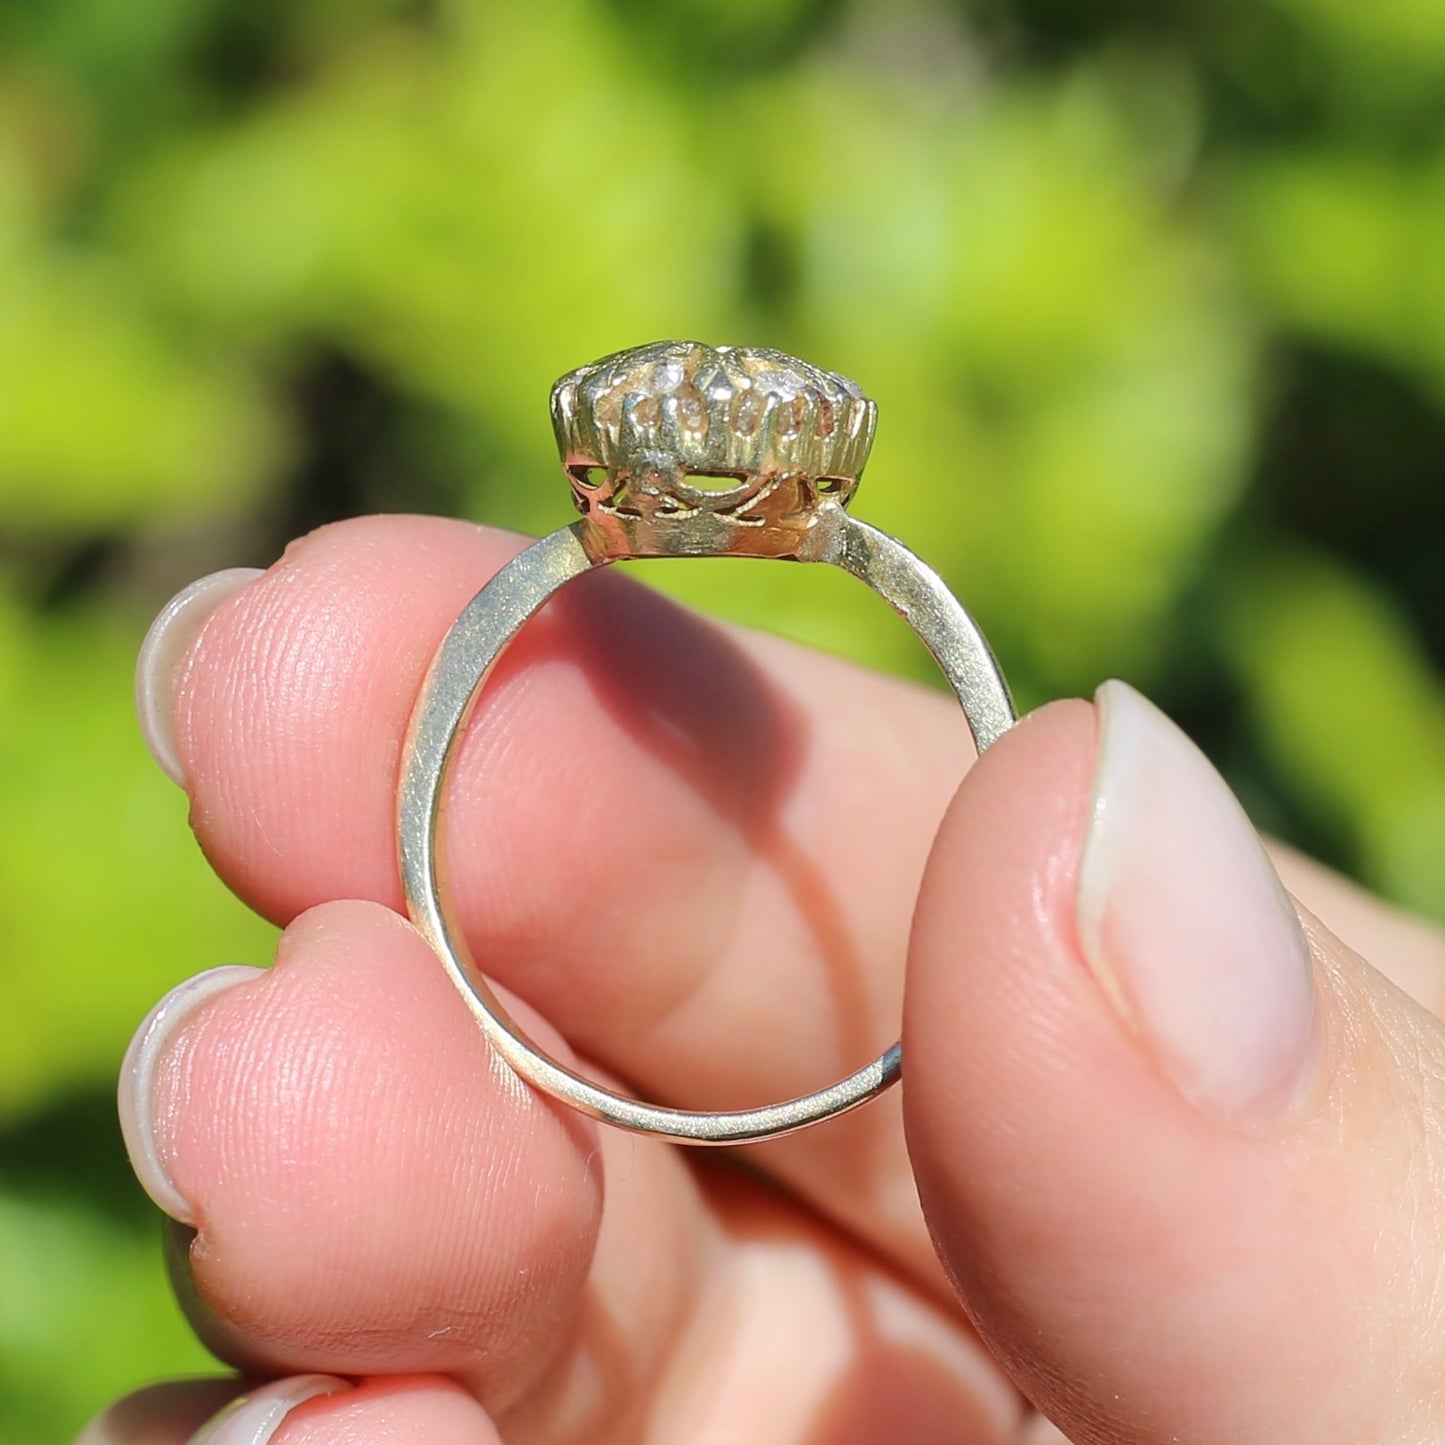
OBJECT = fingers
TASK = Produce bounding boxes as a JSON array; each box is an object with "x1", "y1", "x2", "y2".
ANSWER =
[
  {"x1": 151, "y1": 515, "x2": 964, "y2": 1284},
  {"x1": 1269, "y1": 842, "x2": 1445, "y2": 1013},
  {"x1": 266, "y1": 1377, "x2": 500, "y2": 1445},
  {"x1": 605, "y1": 1166, "x2": 1022, "y2": 1445},
  {"x1": 144, "y1": 513, "x2": 1445, "y2": 1317},
  {"x1": 75, "y1": 1379, "x2": 243, "y2": 1444},
  {"x1": 905, "y1": 684, "x2": 1445, "y2": 1442},
  {"x1": 122, "y1": 899, "x2": 616, "y2": 1411},
  {"x1": 77, "y1": 1376, "x2": 501, "y2": 1445},
  {"x1": 118, "y1": 900, "x2": 1022, "y2": 1443}
]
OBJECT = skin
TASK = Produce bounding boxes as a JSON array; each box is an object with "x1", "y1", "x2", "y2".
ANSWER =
[{"x1": 85, "y1": 516, "x2": 1445, "y2": 1443}]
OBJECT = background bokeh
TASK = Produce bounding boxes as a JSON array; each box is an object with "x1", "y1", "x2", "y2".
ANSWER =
[{"x1": 1, "y1": 0, "x2": 1442, "y2": 1438}]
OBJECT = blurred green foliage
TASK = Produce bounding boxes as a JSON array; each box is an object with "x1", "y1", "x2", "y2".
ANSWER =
[{"x1": 0, "y1": 0, "x2": 1442, "y2": 1437}]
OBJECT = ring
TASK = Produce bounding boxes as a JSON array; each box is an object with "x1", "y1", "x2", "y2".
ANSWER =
[{"x1": 398, "y1": 341, "x2": 1016, "y2": 1145}]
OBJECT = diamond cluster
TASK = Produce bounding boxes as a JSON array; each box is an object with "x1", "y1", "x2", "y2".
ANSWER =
[{"x1": 550, "y1": 342, "x2": 876, "y2": 553}]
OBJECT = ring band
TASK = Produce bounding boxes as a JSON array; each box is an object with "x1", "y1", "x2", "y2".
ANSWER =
[{"x1": 398, "y1": 341, "x2": 1016, "y2": 1145}]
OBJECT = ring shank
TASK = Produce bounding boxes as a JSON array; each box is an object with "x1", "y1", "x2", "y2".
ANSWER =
[{"x1": 397, "y1": 514, "x2": 1015, "y2": 1145}]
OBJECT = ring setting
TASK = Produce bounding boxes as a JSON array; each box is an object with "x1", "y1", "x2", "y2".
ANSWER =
[
  {"x1": 398, "y1": 341, "x2": 1016, "y2": 1145},
  {"x1": 552, "y1": 339, "x2": 875, "y2": 560}
]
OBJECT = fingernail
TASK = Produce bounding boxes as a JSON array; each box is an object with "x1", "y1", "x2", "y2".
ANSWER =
[
  {"x1": 119, "y1": 965, "x2": 265, "y2": 1224},
  {"x1": 136, "y1": 568, "x2": 264, "y2": 786},
  {"x1": 1076, "y1": 680, "x2": 1318, "y2": 1128},
  {"x1": 189, "y1": 1376, "x2": 350, "y2": 1444}
]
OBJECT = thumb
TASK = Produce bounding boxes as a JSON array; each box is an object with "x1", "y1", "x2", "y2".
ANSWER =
[{"x1": 903, "y1": 682, "x2": 1445, "y2": 1444}]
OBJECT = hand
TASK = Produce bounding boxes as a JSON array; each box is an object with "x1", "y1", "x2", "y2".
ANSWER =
[{"x1": 83, "y1": 516, "x2": 1445, "y2": 1444}]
